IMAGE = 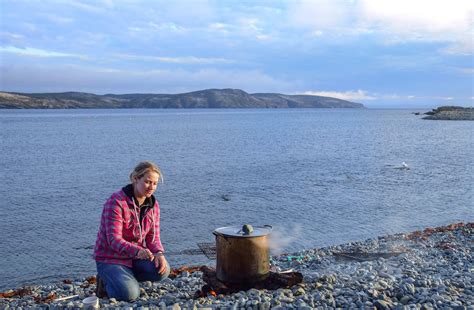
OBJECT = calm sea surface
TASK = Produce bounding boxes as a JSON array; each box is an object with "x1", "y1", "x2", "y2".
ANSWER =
[{"x1": 0, "y1": 108, "x2": 472, "y2": 290}]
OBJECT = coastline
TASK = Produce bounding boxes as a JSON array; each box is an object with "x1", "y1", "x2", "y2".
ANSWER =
[{"x1": 1, "y1": 222, "x2": 472, "y2": 309}]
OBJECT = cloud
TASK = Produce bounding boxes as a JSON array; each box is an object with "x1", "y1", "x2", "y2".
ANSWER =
[
  {"x1": 256, "y1": 34, "x2": 270, "y2": 41},
  {"x1": 0, "y1": 46, "x2": 86, "y2": 59},
  {"x1": 149, "y1": 22, "x2": 186, "y2": 32},
  {"x1": 64, "y1": 1, "x2": 106, "y2": 13},
  {"x1": 236, "y1": 18, "x2": 273, "y2": 40},
  {"x1": 129, "y1": 22, "x2": 188, "y2": 34},
  {"x1": 359, "y1": 0, "x2": 474, "y2": 54},
  {"x1": 0, "y1": 32, "x2": 25, "y2": 44},
  {"x1": 287, "y1": 0, "x2": 353, "y2": 30},
  {"x1": 155, "y1": 56, "x2": 234, "y2": 64},
  {"x1": 300, "y1": 90, "x2": 439, "y2": 102},
  {"x1": 359, "y1": 0, "x2": 472, "y2": 34},
  {"x1": 207, "y1": 17, "x2": 275, "y2": 41},
  {"x1": 453, "y1": 67, "x2": 474, "y2": 74},
  {"x1": 0, "y1": 64, "x2": 293, "y2": 94},
  {"x1": 301, "y1": 89, "x2": 376, "y2": 100},
  {"x1": 115, "y1": 54, "x2": 235, "y2": 65},
  {"x1": 286, "y1": 0, "x2": 473, "y2": 53},
  {"x1": 209, "y1": 23, "x2": 231, "y2": 32},
  {"x1": 147, "y1": 0, "x2": 215, "y2": 26},
  {"x1": 100, "y1": 0, "x2": 115, "y2": 8},
  {"x1": 311, "y1": 30, "x2": 324, "y2": 37},
  {"x1": 0, "y1": 1, "x2": 471, "y2": 103},
  {"x1": 441, "y1": 37, "x2": 474, "y2": 55},
  {"x1": 238, "y1": 18, "x2": 262, "y2": 32},
  {"x1": 42, "y1": 14, "x2": 74, "y2": 25}
]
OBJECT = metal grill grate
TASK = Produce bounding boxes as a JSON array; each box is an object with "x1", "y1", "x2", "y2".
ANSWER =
[
  {"x1": 179, "y1": 248, "x2": 207, "y2": 256},
  {"x1": 333, "y1": 251, "x2": 407, "y2": 261},
  {"x1": 197, "y1": 242, "x2": 217, "y2": 260},
  {"x1": 166, "y1": 242, "x2": 216, "y2": 259}
]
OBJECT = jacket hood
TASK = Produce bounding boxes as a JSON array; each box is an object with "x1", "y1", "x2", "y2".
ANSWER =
[{"x1": 122, "y1": 184, "x2": 156, "y2": 208}]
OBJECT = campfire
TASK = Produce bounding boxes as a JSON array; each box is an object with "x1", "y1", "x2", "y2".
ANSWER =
[
  {"x1": 196, "y1": 266, "x2": 303, "y2": 297},
  {"x1": 172, "y1": 224, "x2": 305, "y2": 297},
  {"x1": 168, "y1": 224, "x2": 304, "y2": 297}
]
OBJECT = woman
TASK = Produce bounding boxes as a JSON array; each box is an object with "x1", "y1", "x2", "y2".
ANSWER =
[{"x1": 93, "y1": 161, "x2": 170, "y2": 301}]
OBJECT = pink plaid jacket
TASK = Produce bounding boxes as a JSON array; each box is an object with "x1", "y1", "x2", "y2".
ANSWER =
[{"x1": 93, "y1": 188, "x2": 164, "y2": 267}]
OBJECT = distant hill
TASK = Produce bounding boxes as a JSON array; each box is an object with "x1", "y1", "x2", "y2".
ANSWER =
[{"x1": 0, "y1": 89, "x2": 365, "y2": 109}]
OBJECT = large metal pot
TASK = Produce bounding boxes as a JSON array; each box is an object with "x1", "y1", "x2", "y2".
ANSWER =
[{"x1": 213, "y1": 224, "x2": 272, "y2": 284}]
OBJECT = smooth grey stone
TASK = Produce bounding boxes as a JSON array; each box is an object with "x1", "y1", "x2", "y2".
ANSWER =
[
  {"x1": 400, "y1": 296, "x2": 412, "y2": 305},
  {"x1": 259, "y1": 302, "x2": 270, "y2": 310},
  {"x1": 63, "y1": 284, "x2": 73, "y2": 291},
  {"x1": 374, "y1": 300, "x2": 392, "y2": 310},
  {"x1": 238, "y1": 297, "x2": 248, "y2": 304},
  {"x1": 143, "y1": 281, "x2": 153, "y2": 288},
  {"x1": 379, "y1": 272, "x2": 396, "y2": 281},
  {"x1": 279, "y1": 296, "x2": 295, "y2": 303},
  {"x1": 159, "y1": 301, "x2": 167, "y2": 310},
  {"x1": 171, "y1": 303, "x2": 181, "y2": 310},
  {"x1": 404, "y1": 284, "x2": 416, "y2": 295},
  {"x1": 293, "y1": 287, "x2": 306, "y2": 296}
]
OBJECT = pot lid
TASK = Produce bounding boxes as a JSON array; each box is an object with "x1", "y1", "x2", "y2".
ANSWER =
[{"x1": 213, "y1": 224, "x2": 272, "y2": 238}]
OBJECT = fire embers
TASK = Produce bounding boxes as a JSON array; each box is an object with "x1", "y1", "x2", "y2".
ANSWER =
[
  {"x1": 169, "y1": 266, "x2": 203, "y2": 279},
  {"x1": 196, "y1": 266, "x2": 303, "y2": 297}
]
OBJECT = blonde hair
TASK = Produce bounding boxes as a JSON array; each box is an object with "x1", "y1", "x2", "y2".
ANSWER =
[{"x1": 129, "y1": 161, "x2": 164, "y2": 183}]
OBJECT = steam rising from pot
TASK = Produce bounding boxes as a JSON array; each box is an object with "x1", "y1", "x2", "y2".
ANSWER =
[{"x1": 269, "y1": 224, "x2": 302, "y2": 255}]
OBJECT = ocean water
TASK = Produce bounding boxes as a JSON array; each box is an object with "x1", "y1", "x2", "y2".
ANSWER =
[{"x1": 0, "y1": 108, "x2": 472, "y2": 290}]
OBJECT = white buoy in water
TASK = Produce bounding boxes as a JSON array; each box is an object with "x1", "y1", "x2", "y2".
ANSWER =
[
  {"x1": 395, "y1": 162, "x2": 410, "y2": 170},
  {"x1": 395, "y1": 161, "x2": 410, "y2": 170}
]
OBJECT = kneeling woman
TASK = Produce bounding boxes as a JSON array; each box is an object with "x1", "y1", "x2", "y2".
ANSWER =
[{"x1": 93, "y1": 161, "x2": 170, "y2": 301}]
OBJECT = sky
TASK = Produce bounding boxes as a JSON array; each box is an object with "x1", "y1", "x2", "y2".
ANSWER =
[{"x1": 0, "y1": 0, "x2": 473, "y2": 108}]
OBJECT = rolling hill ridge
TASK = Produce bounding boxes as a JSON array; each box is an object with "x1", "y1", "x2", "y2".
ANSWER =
[{"x1": 0, "y1": 89, "x2": 365, "y2": 109}]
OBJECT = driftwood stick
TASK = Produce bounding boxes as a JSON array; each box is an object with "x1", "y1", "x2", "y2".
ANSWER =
[{"x1": 54, "y1": 295, "x2": 79, "y2": 302}]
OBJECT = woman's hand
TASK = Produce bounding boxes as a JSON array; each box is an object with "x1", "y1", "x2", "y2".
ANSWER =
[
  {"x1": 136, "y1": 248, "x2": 154, "y2": 261},
  {"x1": 154, "y1": 254, "x2": 168, "y2": 275}
]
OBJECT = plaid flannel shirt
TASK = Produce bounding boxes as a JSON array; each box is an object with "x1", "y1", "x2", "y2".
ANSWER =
[{"x1": 93, "y1": 188, "x2": 164, "y2": 267}]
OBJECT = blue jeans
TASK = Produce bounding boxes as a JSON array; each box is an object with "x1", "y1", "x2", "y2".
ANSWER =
[{"x1": 96, "y1": 260, "x2": 170, "y2": 301}]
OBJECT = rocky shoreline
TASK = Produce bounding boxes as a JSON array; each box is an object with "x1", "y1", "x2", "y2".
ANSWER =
[
  {"x1": 422, "y1": 106, "x2": 473, "y2": 120},
  {"x1": 1, "y1": 222, "x2": 472, "y2": 309}
]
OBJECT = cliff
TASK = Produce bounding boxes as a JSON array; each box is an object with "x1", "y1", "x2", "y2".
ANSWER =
[{"x1": 0, "y1": 89, "x2": 365, "y2": 109}]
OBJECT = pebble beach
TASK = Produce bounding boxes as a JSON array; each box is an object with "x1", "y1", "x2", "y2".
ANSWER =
[{"x1": 1, "y1": 222, "x2": 472, "y2": 309}]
